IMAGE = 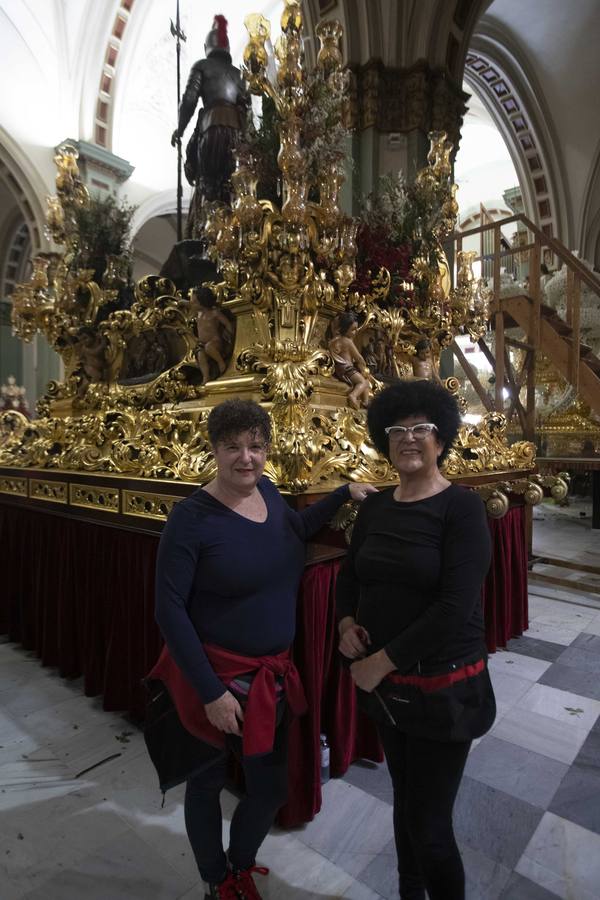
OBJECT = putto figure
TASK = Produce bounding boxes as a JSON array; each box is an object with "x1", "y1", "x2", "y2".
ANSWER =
[
  {"x1": 411, "y1": 338, "x2": 442, "y2": 384},
  {"x1": 190, "y1": 285, "x2": 234, "y2": 383},
  {"x1": 329, "y1": 312, "x2": 372, "y2": 409},
  {"x1": 171, "y1": 15, "x2": 250, "y2": 238}
]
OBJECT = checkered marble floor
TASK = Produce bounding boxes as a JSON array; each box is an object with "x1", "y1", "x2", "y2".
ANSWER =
[
  {"x1": 1, "y1": 504, "x2": 599, "y2": 899},
  {"x1": 342, "y1": 598, "x2": 600, "y2": 900}
]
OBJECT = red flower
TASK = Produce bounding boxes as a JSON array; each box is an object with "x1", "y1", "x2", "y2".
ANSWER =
[{"x1": 354, "y1": 225, "x2": 414, "y2": 296}]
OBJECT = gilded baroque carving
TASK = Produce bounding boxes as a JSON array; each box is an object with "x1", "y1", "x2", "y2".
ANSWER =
[
  {"x1": 472, "y1": 473, "x2": 568, "y2": 518},
  {"x1": 30, "y1": 479, "x2": 67, "y2": 503},
  {"x1": 122, "y1": 491, "x2": 181, "y2": 521},
  {"x1": 69, "y1": 484, "x2": 119, "y2": 512},
  {"x1": 348, "y1": 60, "x2": 468, "y2": 147},
  {"x1": 0, "y1": 3, "x2": 535, "y2": 496},
  {"x1": 445, "y1": 412, "x2": 535, "y2": 476},
  {"x1": 330, "y1": 499, "x2": 360, "y2": 543},
  {"x1": 0, "y1": 477, "x2": 27, "y2": 496}
]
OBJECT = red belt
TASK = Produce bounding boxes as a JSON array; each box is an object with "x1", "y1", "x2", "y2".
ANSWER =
[{"x1": 387, "y1": 658, "x2": 485, "y2": 693}]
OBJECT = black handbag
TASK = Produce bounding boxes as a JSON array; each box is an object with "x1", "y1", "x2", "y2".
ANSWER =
[
  {"x1": 357, "y1": 656, "x2": 496, "y2": 742},
  {"x1": 143, "y1": 678, "x2": 224, "y2": 793}
]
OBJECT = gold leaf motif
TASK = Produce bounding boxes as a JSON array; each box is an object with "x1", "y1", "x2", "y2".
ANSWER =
[
  {"x1": 485, "y1": 491, "x2": 509, "y2": 519},
  {"x1": 0, "y1": 477, "x2": 27, "y2": 496},
  {"x1": 122, "y1": 491, "x2": 181, "y2": 521},
  {"x1": 444, "y1": 413, "x2": 535, "y2": 477},
  {"x1": 70, "y1": 484, "x2": 119, "y2": 512},
  {"x1": 0, "y1": 27, "x2": 533, "y2": 500}
]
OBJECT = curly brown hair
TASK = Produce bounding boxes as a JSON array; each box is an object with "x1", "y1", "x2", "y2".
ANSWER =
[{"x1": 207, "y1": 399, "x2": 271, "y2": 446}]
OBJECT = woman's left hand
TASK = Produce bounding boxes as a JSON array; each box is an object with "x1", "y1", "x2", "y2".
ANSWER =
[
  {"x1": 350, "y1": 649, "x2": 395, "y2": 693},
  {"x1": 348, "y1": 483, "x2": 378, "y2": 502}
]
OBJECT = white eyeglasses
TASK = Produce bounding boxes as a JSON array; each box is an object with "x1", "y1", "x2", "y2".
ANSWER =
[{"x1": 384, "y1": 423, "x2": 438, "y2": 442}]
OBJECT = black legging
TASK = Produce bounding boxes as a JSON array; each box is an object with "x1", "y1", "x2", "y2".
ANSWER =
[
  {"x1": 184, "y1": 715, "x2": 289, "y2": 884},
  {"x1": 379, "y1": 725, "x2": 471, "y2": 900}
]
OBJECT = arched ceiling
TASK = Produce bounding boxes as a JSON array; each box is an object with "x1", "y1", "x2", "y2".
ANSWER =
[
  {"x1": 0, "y1": 0, "x2": 116, "y2": 187},
  {"x1": 0, "y1": 0, "x2": 598, "y2": 260},
  {"x1": 325, "y1": 0, "x2": 492, "y2": 75},
  {"x1": 0, "y1": 0, "x2": 286, "y2": 214},
  {"x1": 454, "y1": 89, "x2": 517, "y2": 224},
  {"x1": 112, "y1": 0, "x2": 284, "y2": 199},
  {"x1": 468, "y1": 0, "x2": 600, "y2": 250}
]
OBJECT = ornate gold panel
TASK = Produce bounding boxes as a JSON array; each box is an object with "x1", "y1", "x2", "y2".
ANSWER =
[
  {"x1": 0, "y1": 476, "x2": 28, "y2": 496},
  {"x1": 122, "y1": 490, "x2": 180, "y2": 521},
  {"x1": 69, "y1": 483, "x2": 119, "y2": 513},
  {"x1": 30, "y1": 479, "x2": 67, "y2": 504}
]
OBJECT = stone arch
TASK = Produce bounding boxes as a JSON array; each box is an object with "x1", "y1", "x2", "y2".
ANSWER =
[
  {"x1": 579, "y1": 138, "x2": 600, "y2": 265},
  {"x1": 1, "y1": 221, "x2": 32, "y2": 299},
  {"x1": 0, "y1": 132, "x2": 48, "y2": 256},
  {"x1": 91, "y1": 0, "x2": 137, "y2": 149},
  {"x1": 585, "y1": 206, "x2": 600, "y2": 270},
  {"x1": 429, "y1": 0, "x2": 493, "y2": 82},
  {"x1": 465, "y1": 27, "x2": 571, "y2": 244},
  {"x1": 337, "y1": 0, "x2": 365, "y2": 65},
  {"x1": 316, "y1": 0, "x2": 492, "y2": 72},
  {"x1": 131, "y1": 189, "x2": 181, "y2": 239},
  {"x1": 130, "y1": 190, "x2": 182, "y2": 279},
  {"x1": 0, "y1": 143, "x2": 48, "y2": 399}
]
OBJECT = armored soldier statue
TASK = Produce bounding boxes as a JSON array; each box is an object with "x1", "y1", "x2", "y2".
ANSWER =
[{"x1": 171, "y1": 15, "x2": 250, "y2": 239}]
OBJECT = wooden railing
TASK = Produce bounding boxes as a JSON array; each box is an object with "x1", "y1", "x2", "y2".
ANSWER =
[
  {"x1": 447, "y1": 214, "x2": 600, "y2": 436},
  {"x1": 477, "y1": 203, "x2": 517, "y2": 283}
]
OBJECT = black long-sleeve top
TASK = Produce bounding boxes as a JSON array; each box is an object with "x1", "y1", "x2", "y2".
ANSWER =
[
  {"x1": 155, "y1": 477, "x2": 350, "y2": 704},
  {"x1": 336, "y1": 484, "x2": 491, "y2": 672}
]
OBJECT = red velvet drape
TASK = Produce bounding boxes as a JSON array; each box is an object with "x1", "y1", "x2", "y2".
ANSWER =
[
  {"x1": 482, "y1": 507, "x2": 529, "y2": 652},
  {"x1": 0, "y1": 503, "x2": 383, "y2": 825},
  {"x1": 0, "y1": 504, "x2": 161, "y2": 719},
  {"x1": 0, "y1": 500, "x2": 529, "y2": 826},
  {"x1": 278, "y1": 559, "x2": 382, "y2": 826}
]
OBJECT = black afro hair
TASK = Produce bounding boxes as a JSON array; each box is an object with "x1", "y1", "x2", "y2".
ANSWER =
[{"x1": 367, "y1": 380, "x2": 460, "y2": 465}]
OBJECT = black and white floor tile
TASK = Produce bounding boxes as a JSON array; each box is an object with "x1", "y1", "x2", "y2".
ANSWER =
[{"x1": 339, "y1": 601, "x2": 600, "y2": 900}]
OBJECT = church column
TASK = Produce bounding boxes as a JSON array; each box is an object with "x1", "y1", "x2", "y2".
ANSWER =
[
  {"x1": 345, "y1": 59, "x2": 468, "y2": 377},
  {"x1": 347, "y1": 59, "x2": 468, "y2": 187}
]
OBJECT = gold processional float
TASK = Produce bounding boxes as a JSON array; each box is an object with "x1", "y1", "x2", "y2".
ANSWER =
[{"x1": 0, "y1": 0, "x2": 567, "y2": 522}]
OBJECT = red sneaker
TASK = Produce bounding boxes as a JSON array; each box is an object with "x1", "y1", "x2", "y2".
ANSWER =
[
  {"x1": 205, "y1": 870, "x2": 243, "y2": 900},
  {"x1": 231, "y1": 865, "x2": 269, "y2": 899}
]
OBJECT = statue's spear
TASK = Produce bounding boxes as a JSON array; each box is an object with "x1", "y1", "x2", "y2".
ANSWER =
[{"x1": 170, "y1": 1, "x2": 186, "y2": 242}]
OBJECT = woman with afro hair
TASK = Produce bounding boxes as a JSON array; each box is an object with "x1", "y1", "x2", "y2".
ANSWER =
[{"x1": 336, "y1": 379, "x2": 496, "y2": 900}]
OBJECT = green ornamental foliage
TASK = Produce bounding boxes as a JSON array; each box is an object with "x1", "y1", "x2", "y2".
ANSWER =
[
  {"x1": 241, "y1": 69, "x2": 350, "y2": 203},
  {"x1": 73, "y1": 193, "x2": 137, "y2": 282},
  {"x1": 302, "y1": 68, "x2": 350, "y2": 183},
  {"x1": 243, "y1": 96, "x2": 281, "y2": 205}
]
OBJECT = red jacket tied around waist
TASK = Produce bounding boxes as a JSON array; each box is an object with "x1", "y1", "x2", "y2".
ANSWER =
[{"x1": 148, "y1": 643, "x2": 307, "y2": 757}]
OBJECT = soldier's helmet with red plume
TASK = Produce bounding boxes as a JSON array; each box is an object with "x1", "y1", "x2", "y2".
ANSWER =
[{"x1": 205, "y1": 14, "x2": 230, "y2": 56}]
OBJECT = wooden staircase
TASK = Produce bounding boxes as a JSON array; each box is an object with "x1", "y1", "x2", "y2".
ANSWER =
[
  {"x1": 499, "y1": 295, "x2": 600, "y2": 415},
  {"x1": 449, "y1": 213, "x2": 600, "y2": 439}
]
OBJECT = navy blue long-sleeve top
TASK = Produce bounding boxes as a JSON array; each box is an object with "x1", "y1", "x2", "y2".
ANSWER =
[{"x1": 155, "y1": 477, "x2": 350, "y2": 704}]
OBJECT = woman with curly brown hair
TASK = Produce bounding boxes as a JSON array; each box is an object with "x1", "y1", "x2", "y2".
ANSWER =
[{"x1": 152, "y1": 398, "x2": 375, "y2": 900}]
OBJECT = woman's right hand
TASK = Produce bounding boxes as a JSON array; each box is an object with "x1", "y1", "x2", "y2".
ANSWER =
[
  {"x1": 205, "y1": 690, "x2": 244, "y2": 735},
  {"x1": 338, "y1": 617, "x2": 371, "y2": 659}
]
